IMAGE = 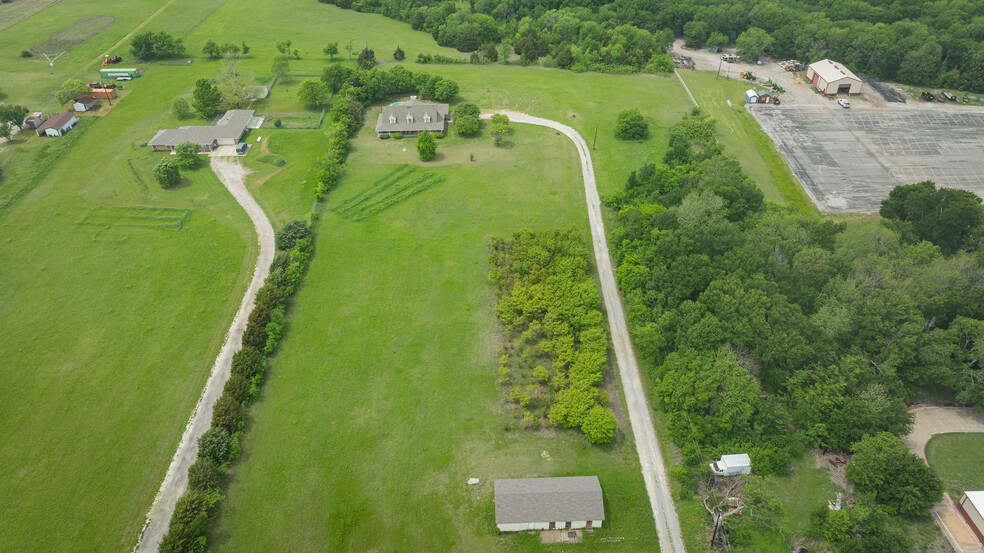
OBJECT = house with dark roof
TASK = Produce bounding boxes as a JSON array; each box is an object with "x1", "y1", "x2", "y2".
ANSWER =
[
  {"x1": 148, "y1": 109, "x2": 254, "y2": 152},
  {"x1": 36, "y1": 112, "x2": 79, "y2": 137},
  {"x1": 375, "y1": 97, "x2": 450, "y2": 138},
  {"x1": 494, "y1": 476, "x2": 605, "y2": 532}
]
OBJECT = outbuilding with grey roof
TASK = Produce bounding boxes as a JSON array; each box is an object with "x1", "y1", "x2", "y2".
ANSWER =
[
  {"x1": 149, "y1": 109, "x2": 254, "y2": 152},
  {"x1": 494, "y1": 476, "x2": 605, "y2": 532},
  {"x1": 375, "y1": 97, "x2": 449, "y2": 137}
]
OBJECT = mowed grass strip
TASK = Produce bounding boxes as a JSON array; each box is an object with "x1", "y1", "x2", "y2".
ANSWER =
[
  {"x1": 678, "y1": 70, "x2": 814, "y2": 211},
  {"x1": 212, "y1": 125, "x2": 660, "y2": 552},
  {"x1": 926, "y1": 433, "x2": 984, "y2": 497}
]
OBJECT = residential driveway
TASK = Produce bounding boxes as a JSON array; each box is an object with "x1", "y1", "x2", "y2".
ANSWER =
[
  {"x1": 132, "y1": 158, "x2": 274, "y2": 553},
  {"x1": 904, "y1": 406, "x2": 984, "y2": 553},
  {"x1": 481, "y1": 112, "x2": 686, "y2": 553}
]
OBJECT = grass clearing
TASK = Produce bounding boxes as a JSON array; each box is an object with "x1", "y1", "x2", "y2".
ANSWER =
[
  {"x1": 926, "y1": 433, "x2": 984, "y2": 497},
  {"x1": 678, "y1": 70, "x2": 814, "y2": 211},
  {"x1": 0, "y1": 0, "x2": 62, "y2": 30},
  {"x1": 29, "y1": 15, "x2": 116, "y2": 54}
]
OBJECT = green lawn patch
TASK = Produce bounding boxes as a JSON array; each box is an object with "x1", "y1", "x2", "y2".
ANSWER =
[
  {"x1": 926, "y1": 433, "x2": 984, "y2": 497},
  {"x1": 332, "y1": 164, "x2": 444, "y2": 220},
  {"x1": 677, "y1": 70, "x2": 813, "y2": 212},
  {"x1": 29, "y1": 15, "x2": 116, "y2": 54},
  {"x1": 255, "y1": 153, "x2": 286, "y2": 166}
]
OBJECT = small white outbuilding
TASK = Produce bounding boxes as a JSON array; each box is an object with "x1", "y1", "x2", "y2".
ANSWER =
[
  {"x1": 710, "y1": 454, "x2": 752, "y2": 476},
  {"x1": 806, "y1": 59, "x2": 862, "y2": 95}
]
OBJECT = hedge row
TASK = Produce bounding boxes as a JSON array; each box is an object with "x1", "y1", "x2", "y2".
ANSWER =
[{"x1": 157, "y1": 83, "x2": 365, "y2": 553}]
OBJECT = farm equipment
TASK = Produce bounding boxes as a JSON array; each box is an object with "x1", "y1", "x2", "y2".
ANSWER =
[
  {"x1": 921, "y1": 91, "x2": 936, "y2": 101},
  {"x1": 721, "y1": 54, "x2": 737, "y2": 63},
  {"x1": 763, "y1": 79, "x2": 785, "y2": 93},
  {"x1": 101, "y1": 55, "x2": 122, "y2": 66},
  {"x1": 773, "y1": 96, "x2": 781, "y2": 105},
  {"x1": 740, "y1": 71, "x2": 756, "y2": 81},
  {"x1": 941, "y1": 91, "x2": 957, "y2": 101},
  {"x1": 780, "y1": 60, "x2": 803, "y2": 72}
]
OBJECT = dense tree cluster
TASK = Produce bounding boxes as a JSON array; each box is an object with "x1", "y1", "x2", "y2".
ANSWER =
[
  {"x1": 130, "y1": 31, "x2": 184, "y2": 60},
  {"x1": 320, "y1": 0, "x2": 984, "y2": 91},
  {"x1": 322, "y1": 63, "x2": 459, "y2": 106},
  {"x1": 608, "y1": 109, "x2": 984, "y2": 478},
  {"x1": 488, "y1": 229, "x2": 619, "y2": 444}
]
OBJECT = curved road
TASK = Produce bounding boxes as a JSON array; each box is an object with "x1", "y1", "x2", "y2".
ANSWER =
[
  {"x1": 904, "y1": 406, "x2": 984, "y2": 553},
  {"x1": 132, "y1": 158, "x2": 275, "y2": 553},
  {"x1": 482, "y1": 112, "x2": 686, "y2": 553}
]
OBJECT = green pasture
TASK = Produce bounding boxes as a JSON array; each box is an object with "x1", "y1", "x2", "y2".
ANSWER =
[
  {"x1": 212, "y1": 122, "x2": 660, "y2": 552},
  {"x1": 926, "y1": 433, "x2": 984, "y2": 497},
  {"x1": 0, "y1": 52, "x2": 258, "y2": 553},
  {"x1": 678, "y1": 70, "x2": 813, "y2": 211}
]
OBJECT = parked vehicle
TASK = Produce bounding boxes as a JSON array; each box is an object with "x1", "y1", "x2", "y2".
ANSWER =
[
  {"x1": 116, "y1": 76, "x2": 132, "y2": 81},
  {"x1": 922, "y1": 91, "x2": 936, "y2": 101},
  {"x1": 942, "y1": 91, "x2": 957, "y2": 101},
  {"x1": 838, "y1": 98, "x2": 850, "y2": 108},
  {"x1": 710, "y1": 454, "x2": 752, "y2": 476}
]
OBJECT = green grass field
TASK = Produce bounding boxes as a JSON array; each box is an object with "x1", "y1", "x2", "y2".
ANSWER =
[
  {"x1": 926, "y1": 433, "x2": 984, "y2": 497},
  {"x1": 678, "y1": 70, "x2": 814, "y2": 211}
]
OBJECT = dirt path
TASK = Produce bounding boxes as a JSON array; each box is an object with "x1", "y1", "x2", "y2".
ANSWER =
[
  {"x1": 904, "y1": 406, "x2": 984, "y2": 553},
  {"x1": 80, "y1": 0, "x2": 179, "y2": 73},
  {"x1": 481, "y1": 112, "x2": 686, "y2": 553},
  {"x1": 132, "y1": 158, "x2": 274, "y2": 553}
]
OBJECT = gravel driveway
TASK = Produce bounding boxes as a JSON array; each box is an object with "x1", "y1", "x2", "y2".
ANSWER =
[
  {"x1": 904, "y1": 406, "x2": 984, "y2": 553},
  {"x1": 132, "y1": 158, "x2": 275, "y2": 553},
  {"x1": 481, "y1": 112, "x2": 686, "y2": 553}
]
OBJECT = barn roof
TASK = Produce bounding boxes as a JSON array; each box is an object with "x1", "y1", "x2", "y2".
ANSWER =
[
  {"x1": 494, "y1": 476, "x2": 605, "y2": 524},
  {"x1": 37, "y1": 112, "x2": 77, "y2": 132},
  {"x1": 808, "y1": 59, "x2": 861, "y2": 83}
]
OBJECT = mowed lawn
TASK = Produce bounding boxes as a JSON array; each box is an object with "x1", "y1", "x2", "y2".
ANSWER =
[
  {"x1": 678, "y1": 70, "x2": 814, "y2": 211},
  {"x1": 0, "y1": 57, "x2": 256, "y2": 553},
  {"x1": 926, "y1": 433, "x2": 984, "y2": 497},
  {"x1": 211, "y1": 121, "x2": 660, "y2": 551}
]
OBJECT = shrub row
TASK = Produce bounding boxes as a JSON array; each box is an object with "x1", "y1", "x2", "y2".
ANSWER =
[
  {"x1": 314, "y1": 97, "x2": 362, "y2": 200},
  {"x1": 488, "y1": 229, "x2": 618, "y2": 445},
  {"x1": 158, "y1": 82, "x2": 365, "y2": 553}
]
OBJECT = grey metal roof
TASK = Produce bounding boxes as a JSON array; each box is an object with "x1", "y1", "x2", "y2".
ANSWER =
[
  {"x1": 494, "y1": 476, "x2": 605, "y2": 524},
  {"x1": 37, "y1": 112, "x2": 77, "y2": 132},
  {"x1": 149, "y1": 109, "x2": 254, "y2": 147},
  {"x1": 375, "y1": 98, "x2": 448, "y2": 133}
]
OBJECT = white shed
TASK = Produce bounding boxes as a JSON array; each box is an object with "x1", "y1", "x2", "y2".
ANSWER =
[
  {"x1": 710, "y1": 454, "x2": 752, "y2": 476},
  {"x1": 806, "y1": 59, "x2": 862, "y2": 95},
  {"x1": 494, "y1": 476, "x2": 605, "y2": 532},
  {"x1": 36, "y1": 112, "x2": 79, "y2": 137},
  {"x1": 958, "y1": 491, "x2": 984, "y2": 544},
  {"x1": 745, "y1": 89, "x2": 759, "y2": 104}
]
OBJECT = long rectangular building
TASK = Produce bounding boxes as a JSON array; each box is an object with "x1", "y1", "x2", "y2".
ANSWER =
[
  {"x1": 494, "y1": 476, "x2": 605, "y2": 532},
  {"x1": 806, "y1": 59, "x2": 862, "y2": 95},
  {"x1": 148, "y1": 109, "x2": 253, "y2": 152}
]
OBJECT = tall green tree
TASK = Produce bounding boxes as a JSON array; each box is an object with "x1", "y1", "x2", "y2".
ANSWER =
[
  {"x1": 297, "y1": 80, "x2": 332, "y2": 108},
  {"x1": 192, "y1": 79, "x2": 222, "y2": 118},
  {"x1": 320, "y1": 64, "x2": 353, "y2": 93},
  {"x1": 0, "y1": 104, "x2": 29, "y2": 128},
  {"x1": 489, "y1": 113, "x2": 509, "y2": 146},
  {"x1": 175, "y1": 142, "x2": 203, "y2": 169},
  {"x1": 154, "y1": 158, "x2": 181, "y2": 189},
  {"x1": 56, "y1": 79, "x2": 90, "y2": 104},
  {"x1": 416, "y1": 130, "x2": 437, "y2": 161},
  {"x1": 323, "y1": 42, "x2": 338, "y2": 59},
  {"x1": 202, "y1": 39, "x2": 221, "y2": 59},
  {"x1": 880, "y1": 181, "x2": 984, "y2": 254},
  {"x1": 357, "y1": 47, "x2": 376, "y2": 70},
  {"x1": 846, "y1": 432, "x2": 944, "y2": 515},
  {"x1": 271, "y1": 55, "x2": 291, "y2": 83},
  {"x1": 393, "y1": 46, "x2": 405, "y2": 61},
  {"x1": 736, "y1": 27, "x2": 774, "y2": 60}
]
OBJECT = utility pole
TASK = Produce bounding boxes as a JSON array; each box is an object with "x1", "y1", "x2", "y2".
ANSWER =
[
  {"x1": 592, "y1": 122, "x2": 598, "y2": 149},
  {"x1": 716, "y1": 57, "x2": 723, "y2": 79}
]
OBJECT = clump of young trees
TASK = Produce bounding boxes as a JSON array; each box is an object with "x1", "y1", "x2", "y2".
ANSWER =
[
  {"x1": 319, "y1": 63, "x2": 459, "y2": 105},
  {"x1": 489, "y1": 229, "x2": 618, "y2": 444},
  {"x1": 130, "y1": 31, "x2": 184, "y2": 60}
]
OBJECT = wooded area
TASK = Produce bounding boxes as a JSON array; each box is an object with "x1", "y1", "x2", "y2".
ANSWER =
[
  {"x1": 606, "y1": 109, "x2": 981, "y2": 548},
  {"x1": 319, "y1": 0, "x2": 984, "y2": 92}
]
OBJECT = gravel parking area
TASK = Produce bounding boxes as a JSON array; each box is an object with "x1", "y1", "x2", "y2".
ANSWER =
[{"x1": 750, "y1": 106, "x2": 984, "y2": 212}]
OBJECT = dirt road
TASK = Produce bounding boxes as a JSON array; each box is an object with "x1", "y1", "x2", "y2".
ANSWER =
[
  {"x1": 481, "y1": 112, "x2": 686, "y2": 553},
  {"x1": 904, "y1": 406, "x2": 984, "y2": 553},
  {"x1": 132, "y1": 158, "x2": 274, "y2": 553}
]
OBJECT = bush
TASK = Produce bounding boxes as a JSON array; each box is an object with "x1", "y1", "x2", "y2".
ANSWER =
[
  {"x1": 273, "y1": 118, "x2": 282, "y2": 128},
  {"x1": 614, "y1": 109, "x2": 649, "y2": 140},
  {"x1": 263, "y1": 307, "x2": 286, "y2": 355},
  {"x1": 581, "y1": 406, "x2": 618, "y2": 444},
  {"x1": 256, "y1": 153, "x2": 286, "y2": 166},
  {"x1": 453, "y1": 102, "x2": 480, "y2": 120},
  {"x1": 455, "y1": 115, "x2": 479, "y2": 136},
  {"x1": 172, "y1": 99, "x2": 192, "y2": 119},
  {"x1": 154, "y1": 158, "x2": 181, "y2": 188},
  {"x1": 187, "y1": 457, "x2": 222, "y2": 491},
  {"x1": 158, "y1": 490, "x2": 213, "y2": 553},
  {"x1": 231, "y1": 347, "x2": 265, "y2": 379},
  {"x1": 223, "y1": 373, "x2": 251, "y2": 403},
  {"x1": 392, "y1": 132, "x2": 402, "y2": 139},
  {"x1": 211, "y1": 391, "x2": 244, "y2": 433},
  {"x1": 197, "y1": 427, "x2": 231, "y2": 464},
  {"x1": 242, "y1": 308, "x2": 270, "y2": 350},
  {"x1": 417, "y1": 130, "x2": 436, "y2": 161},
  {"x1": 174, "y1": 141, "x2": 203, "y2": 169},
  {"x1": 275, "y1": 219, "x2": 312, "y2": 250},
  {"x1": 20, "y1": 50, "x2": 33, "y2": 58}
]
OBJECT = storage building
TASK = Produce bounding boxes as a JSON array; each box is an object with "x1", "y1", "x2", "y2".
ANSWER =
[
  {"x1": 494, "y1": 476, "x2": 605, "y2": 532},
  {"x1": 806, "y1": 59, "x2": 862, "y2": 95},
  {"x1": 957, "y1": 492, "x2": 984, "y2": 545},
  {"x1": 36, "y1": 112, "x2": 79, "y2": 137},
  {"x1": 73, "y1": 98, "x2": 99, "y2": 112},
  {"x1": 99, "y1": 68, "x2": 140, "y2": 79},
  {"x1": 85, "y1": 88, "x2": 117, "y2": 100},
  {"x1": 23, "y1": 112, "x2": 46, "y2": 130},
  {"x1": 745, "y1": 89, "x2": 759, "y2": 104}
]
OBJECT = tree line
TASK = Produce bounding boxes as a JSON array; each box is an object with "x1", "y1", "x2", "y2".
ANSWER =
[
  {"x1": 318, "y1": 0, "x2": 984, "y2": 92},
  {"x1": 607, "y1": 109, "x2": 981, "y2": 549}
]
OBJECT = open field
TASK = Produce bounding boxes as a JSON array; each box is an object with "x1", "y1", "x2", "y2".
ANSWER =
[
  {"x1": 677, "y1": 70, "x2": 813, "y2": 211},
  {"x1": 213, "y1": 124, "x2": 660, "y2": 552},
  {"x1": 927, "y1": 433, "x2": 984, "y2": 498},
  {"x1": 752, "y1": 106, "x2": 984, "y2": 212},
  {"x1": 0, "y1": 58, "x2": 256, "y2": 552}
]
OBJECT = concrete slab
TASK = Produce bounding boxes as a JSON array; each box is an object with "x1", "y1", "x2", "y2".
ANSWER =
[{"x1": 750, "y1": 106, "x2": 984, "y2": 212}]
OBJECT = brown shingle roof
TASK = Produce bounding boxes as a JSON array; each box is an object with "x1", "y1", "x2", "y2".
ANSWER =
[
  {"x1": 494, "y1": 476, "x2": 605, "y2": 524},
  {"x1": 37, "y1": 112, "x2": 78, "y2": 132}
]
